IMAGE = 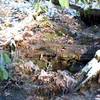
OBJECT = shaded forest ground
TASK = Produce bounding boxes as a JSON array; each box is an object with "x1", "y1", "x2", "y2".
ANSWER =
[{"x1": 0, "y1": 0, "x2": 100, "y2": 100}]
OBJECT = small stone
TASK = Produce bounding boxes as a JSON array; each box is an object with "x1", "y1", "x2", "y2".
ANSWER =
[
  {"x1": 39, "y1": 70, "x2": 48, "y2": 77},
  {"x1": 24, "y1": 61, "x2": 39, "y2": 72}
]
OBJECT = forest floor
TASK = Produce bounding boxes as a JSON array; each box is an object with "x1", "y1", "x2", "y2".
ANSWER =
[{"x1": 0, "y1": 0, "x2": 100, "y2": 100}]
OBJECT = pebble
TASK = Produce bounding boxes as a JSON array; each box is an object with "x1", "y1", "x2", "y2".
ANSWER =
[{"x1": 24, "y1": 60, "x2": 39, "y2": 72}]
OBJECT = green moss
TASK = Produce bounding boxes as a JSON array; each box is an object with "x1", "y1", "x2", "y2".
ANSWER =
[
  {"x1": 44, "y1": 32, "x2": 61, "y2": 41},
  {"x1": 84, "y1": 8, "x2": 92, "y2": 17},
  {"x1": 57, "y1": 31, "x2": 65, "y2": 36},
  {"x1": 33, "y1": 59, "x2": 47, "y2": 69}
]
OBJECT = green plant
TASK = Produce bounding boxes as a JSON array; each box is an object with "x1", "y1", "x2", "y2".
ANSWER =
[
  {"x1": 52, "y1": 0, "x2": 99, "y2": 9},
  {"x1": 0, "y1": 52, "x2": 11, "y2": 80},
  {"x1": 58, "y1": 0, "x2": 69, "y2": 8},
  {"x1": 33, "y1": 0, "x2": 48, "y2": 15},
  {"x1": 0, "y1": 66, "x2": 8, "y2": 80},
  {"x1": 33, "y1": 0, "x2": 69, "y2": 12},
  {"x1": 2, "y1": 52, "x2": 11, "y2": 64}
]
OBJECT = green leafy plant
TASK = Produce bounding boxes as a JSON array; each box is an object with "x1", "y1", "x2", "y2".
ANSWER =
[
  {"x1": 34, "y1": 0, "x2": 70, "y2": 12},
  {"x1": 58, "y1": 0, "x2": 69, "y2": 8},
  {"x1": 0, "y1": 66, "x2": 8, "y2": 80},
  {"x1": 51, "y1": 0, "x2": 99, "y2": 9},
  {"x1": 2, "y1": 52, "x2": 11, "y2": 65},
  {"x1": 33, "y1": 0, "x2": 48, "y2": 15},
  {"x1": 0, "y1": 52, "x2": 11, "y2": 80}
]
